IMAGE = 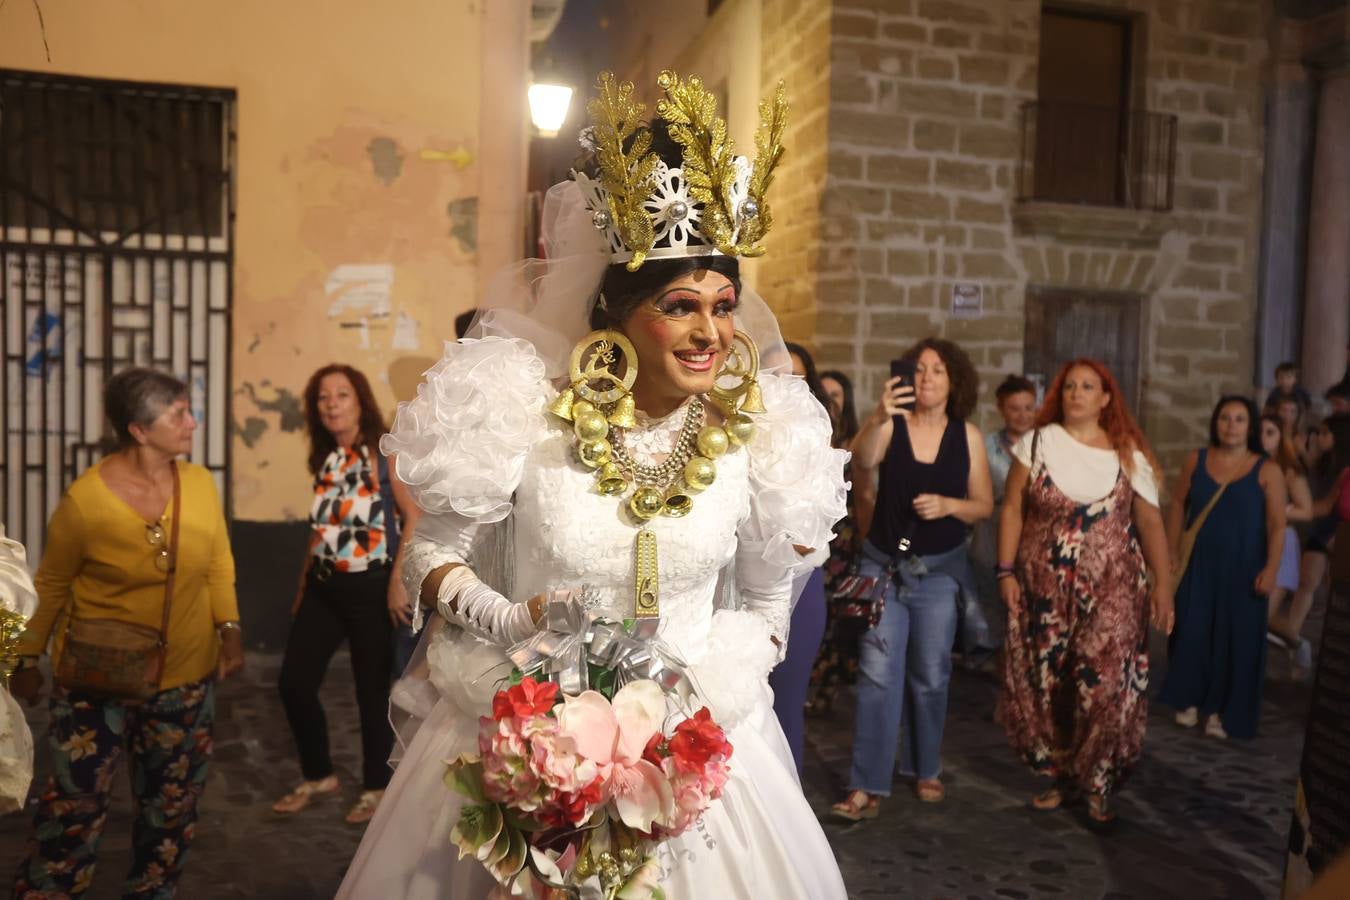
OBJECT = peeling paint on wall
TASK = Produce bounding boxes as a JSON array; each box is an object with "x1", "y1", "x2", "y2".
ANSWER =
[
  {"x1": 392, "y1": 311, "x2": 420, "y2": 350},
  {"x1": 237, "y1": 382, "x2": 305, "y2": 432},
  {"x1": 234, "y1": 415, "x2": 269, "y2": 448},
  {"x1": 367, "y1": 136, "x2": 404, "y2": 185},
  {"x1": 447, "y1": 197, "x2": 478, "y2": 252}
]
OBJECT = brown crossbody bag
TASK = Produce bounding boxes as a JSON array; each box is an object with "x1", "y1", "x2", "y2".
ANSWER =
[
  {"x1": 55, "y1": 464, "x2": 180, "y2": 701},
  {"x1": 1173, "y1": 464, "x2": 1230, "y2": 591}
]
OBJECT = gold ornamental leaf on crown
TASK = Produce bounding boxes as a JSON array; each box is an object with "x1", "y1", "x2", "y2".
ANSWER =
[
  {"x1": 737, "y1": 80, "x2": 788, "y2": 256},
  {"x1": 587, "y1": 73, "x2": 659, "y2": 271},
  {"x1": 655, "y1": 70, "x2": 739, "y2": 256},
  {"x1": 575, "y1": 70, "x2": 789, "y2": 268}
]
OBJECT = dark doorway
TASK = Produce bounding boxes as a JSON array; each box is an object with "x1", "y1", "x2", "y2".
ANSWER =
[
  {"x1": 1024, "y1": 286, "x2": 1145, "y2": 414},
  {"x1": 1034, "y1": 8, "x2": 1133, "y2": 206}
]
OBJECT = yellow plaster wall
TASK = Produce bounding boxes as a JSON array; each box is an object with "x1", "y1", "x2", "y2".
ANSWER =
[{"x1": 0, "y1": 0, "x2": 511, "y2": 521}]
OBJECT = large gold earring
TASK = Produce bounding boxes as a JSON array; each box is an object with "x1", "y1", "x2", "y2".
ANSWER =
[
  {"x1": 711, "y1": 330, "x2": 766, "y2": 416},
  {"x1": 548, "y1": 329, "x2": 639, "y2": 426}
]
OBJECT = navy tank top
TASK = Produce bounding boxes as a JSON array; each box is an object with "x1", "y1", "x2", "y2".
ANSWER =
[{"x1": 867, "y1": 416, "x2": 970, "y2": 557}]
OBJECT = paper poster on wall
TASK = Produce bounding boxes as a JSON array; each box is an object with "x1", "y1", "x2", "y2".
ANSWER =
[{"x1": 325, "y1": 264, "x2": 393, "y2": 318}]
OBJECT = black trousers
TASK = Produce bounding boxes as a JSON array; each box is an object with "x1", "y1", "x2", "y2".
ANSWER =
[{"x1": 278, "y1": 567, "x2": 394, "y2": 790}]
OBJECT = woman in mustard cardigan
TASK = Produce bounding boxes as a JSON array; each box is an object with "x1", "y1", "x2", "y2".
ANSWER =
[{"x1": 10, "y1": 368, "x2": 243, "y2": 898}]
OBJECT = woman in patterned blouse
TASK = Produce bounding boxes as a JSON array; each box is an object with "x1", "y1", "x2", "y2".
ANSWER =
[{"x1": 272, "y1": 364, "x2": 419, "y2": 825}]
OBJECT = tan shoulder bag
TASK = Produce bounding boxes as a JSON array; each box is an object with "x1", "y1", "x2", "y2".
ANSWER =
[
  {"x1": 1173, "y1": 460, "x2": 1230, "y2": 590},
  {"x1": 55, "y1": 463, "x2": 180, "y2": 701}
]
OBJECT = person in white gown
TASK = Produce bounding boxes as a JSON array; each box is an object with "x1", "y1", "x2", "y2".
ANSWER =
[
  {"x1": 336, "y1": 71, "x2": 850, "y2": 899},
  {"x1": 1, "y1": 525, "x2": 38, "y2": 814}
]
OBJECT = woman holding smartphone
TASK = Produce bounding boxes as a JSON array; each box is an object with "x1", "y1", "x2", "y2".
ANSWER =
[{"x1": 832, "y1": 337, "x2": 992, "y2": 819}]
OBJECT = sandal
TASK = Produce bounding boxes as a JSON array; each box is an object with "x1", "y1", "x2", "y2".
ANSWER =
[
  {"x1": 1032, "y1": 784, "x2": 1082, "y2": 811},
  {"x1": 830, "y1": 789, "x2": 880, "y2": 822},
  {"x1": 345, "y1": 789, "x2": 385, "y2": 824},
  {"x1": 1086, "y1": 793, "x2": 1116, "y2": 826},
  {"x1": 272, "y1": 775, "x2": 339, "y2": 814},
  {"x1": 915, "y1": 778, "x2": 945, "y2": 803}
]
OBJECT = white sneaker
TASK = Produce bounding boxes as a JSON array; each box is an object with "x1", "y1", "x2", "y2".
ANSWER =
[
  {"x1": 1175, "y1": 707, "x2": 1199, "y2": 727},
  {"x1": 1204, "y1": 714, "x2": 1228, "y2": 739},
  {"x1": 1292, "y1": 639, "x2": 1313, "y2": 670}
]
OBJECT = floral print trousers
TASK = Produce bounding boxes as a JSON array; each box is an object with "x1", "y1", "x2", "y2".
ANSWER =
[{"x1": 13, "y1": 678, "x2": 215, "y2": 898}]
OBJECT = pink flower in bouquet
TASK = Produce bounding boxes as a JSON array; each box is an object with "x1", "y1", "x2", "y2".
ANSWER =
[
  {"x1": 480, "y1": 715, "x2": 546, "y2": 811},
  {"x1": 528, "y1": 729, "x2": 604, "y2": 828},
  {"x1": 529, "y1": 728, "x2": 598, "y2": 795},
  {"x1": 657, "y1": 755, "x2": 730, "y2": 837},
  {"x1": 557, "y1": 680, "x2": 672, "y2": 832}
]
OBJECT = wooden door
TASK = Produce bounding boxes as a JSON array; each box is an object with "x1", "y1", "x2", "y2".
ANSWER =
[{"x1": 1024, "y1": 287, "x2": 1144, "y2": 414}]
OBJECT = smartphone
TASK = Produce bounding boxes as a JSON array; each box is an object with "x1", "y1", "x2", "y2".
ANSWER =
[{"x1": 890, "y1": 358, "x2": 917, "y2": 411}]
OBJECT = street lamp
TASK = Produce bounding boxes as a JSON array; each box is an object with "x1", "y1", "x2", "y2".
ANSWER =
[{"x1": 528, "y1": 82, "x2": 574, "y2": 138}]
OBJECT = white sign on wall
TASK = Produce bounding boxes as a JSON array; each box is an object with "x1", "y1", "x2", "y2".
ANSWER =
[{"x1": 951, "y1": 282, "x2": 983, "y2": 319}]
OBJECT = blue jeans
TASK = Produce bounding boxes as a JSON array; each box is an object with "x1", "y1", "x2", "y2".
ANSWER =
[{"x1": 848, "y1": 543, "x2": 960, "y2": 791}]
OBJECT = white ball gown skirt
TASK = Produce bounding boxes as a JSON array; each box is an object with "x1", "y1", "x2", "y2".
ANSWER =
[{"x1": 335, "y1": 681, "x2": 847, "y2": 899}]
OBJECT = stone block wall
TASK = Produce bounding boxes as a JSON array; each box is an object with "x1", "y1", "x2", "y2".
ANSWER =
[
  {"x1": 816, "y1": 0, "x2": 1271, "y2": 474},
  {"x1": 757, "y1": 0, "x2": 835, "y2": 339}
]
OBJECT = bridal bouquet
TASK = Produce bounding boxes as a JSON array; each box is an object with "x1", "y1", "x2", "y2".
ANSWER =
[{"x1": 446, "y1": 674, "x2": 733, "y2": 899}]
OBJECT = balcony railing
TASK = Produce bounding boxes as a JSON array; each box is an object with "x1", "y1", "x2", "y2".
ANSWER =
[{"x1": 1016, "y1": 100, "x2": 1177, "y2": 212}]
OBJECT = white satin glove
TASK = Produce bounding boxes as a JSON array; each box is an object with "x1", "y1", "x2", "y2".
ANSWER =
[{"x1": 436, "y1": 566, "x2": 536, "y2": 646}]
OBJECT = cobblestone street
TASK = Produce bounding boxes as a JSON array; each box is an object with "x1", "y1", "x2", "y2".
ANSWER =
[{"x1": 3, "y1": 638, "x2": 1309, "y2": 899}]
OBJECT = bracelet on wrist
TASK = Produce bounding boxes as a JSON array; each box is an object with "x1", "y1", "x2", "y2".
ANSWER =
[
  {"x1": 216, "y1": 621, "x2": 241, "y2": 633},
  {"x1": 995, "y1": 570, "x2": 1016, "y2": 581}
]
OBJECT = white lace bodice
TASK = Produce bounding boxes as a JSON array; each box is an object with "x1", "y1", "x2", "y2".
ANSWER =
[
  {"x1": 513, "y1": 425, "x2": 750, "y2": 656},
  {"x1": 385, "y1": 336, "x2": 849, "y2": 664}
]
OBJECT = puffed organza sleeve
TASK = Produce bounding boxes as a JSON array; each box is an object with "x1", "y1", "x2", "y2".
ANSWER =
[
  {"x1": 735, "y1": 372, "x2": 850, "y2": 648},
  {"x1": 380, "y1": 336, "x2": 551, "y2": 632}
]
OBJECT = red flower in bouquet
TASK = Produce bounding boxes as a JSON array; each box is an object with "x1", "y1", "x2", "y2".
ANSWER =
[
  {"x1": 492, "y1": 678, "x2": 560, "y2": 720},
  {"x1": 667, "y1": 707, "x2": 733, "y2": 774}
]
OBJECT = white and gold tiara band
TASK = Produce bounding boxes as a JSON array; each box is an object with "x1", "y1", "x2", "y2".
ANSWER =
[{"x1": 571, "y1": 70, "x2": 788, "y2": 272}]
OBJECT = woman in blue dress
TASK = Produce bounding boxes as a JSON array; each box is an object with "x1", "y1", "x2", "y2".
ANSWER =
[{"x1": 1160, "y1": 396, "x2": 1286, "y2": 739}]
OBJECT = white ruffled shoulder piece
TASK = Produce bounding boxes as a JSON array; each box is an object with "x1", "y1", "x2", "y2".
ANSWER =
[
  {"x1": 381, "y1": 336, "x2": 552, "y2": 523},
  {"x1": 739, "y1": 373, "x2": 850, "y2": 571}
]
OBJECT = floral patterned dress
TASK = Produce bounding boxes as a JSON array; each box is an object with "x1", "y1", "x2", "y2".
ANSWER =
[{"x1": 998, "y1": 455, "x2": 1150, "y2": 797}]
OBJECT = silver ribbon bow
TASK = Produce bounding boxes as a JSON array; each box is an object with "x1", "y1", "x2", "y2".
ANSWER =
[{"x1": 506, "y1": 593, "x2": 696, "y2": 708}]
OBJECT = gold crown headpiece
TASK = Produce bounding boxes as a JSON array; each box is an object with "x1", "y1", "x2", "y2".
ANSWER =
[{"x1": 571, "y1": 69, "x2": 788, "y2": 272}]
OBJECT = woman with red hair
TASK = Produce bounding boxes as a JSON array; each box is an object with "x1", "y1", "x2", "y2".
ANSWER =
[{"x1": 997, "y1": 360, "x2": 1173, "y2": 826}]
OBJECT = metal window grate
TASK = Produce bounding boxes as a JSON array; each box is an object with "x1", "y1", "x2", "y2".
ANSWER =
[{"x1": 0, "y1": 69, "x2": 236, "y2": 558}]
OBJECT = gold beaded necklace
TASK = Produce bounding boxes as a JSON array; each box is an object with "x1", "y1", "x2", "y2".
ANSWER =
[{"x1": 548, "y1": 330, "x2": 765, "y2": 619}]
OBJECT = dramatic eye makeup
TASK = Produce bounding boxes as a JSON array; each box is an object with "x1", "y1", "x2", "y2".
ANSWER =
[{"x1": 653, "y1": 290, "x2": 739, "y2": 317}]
